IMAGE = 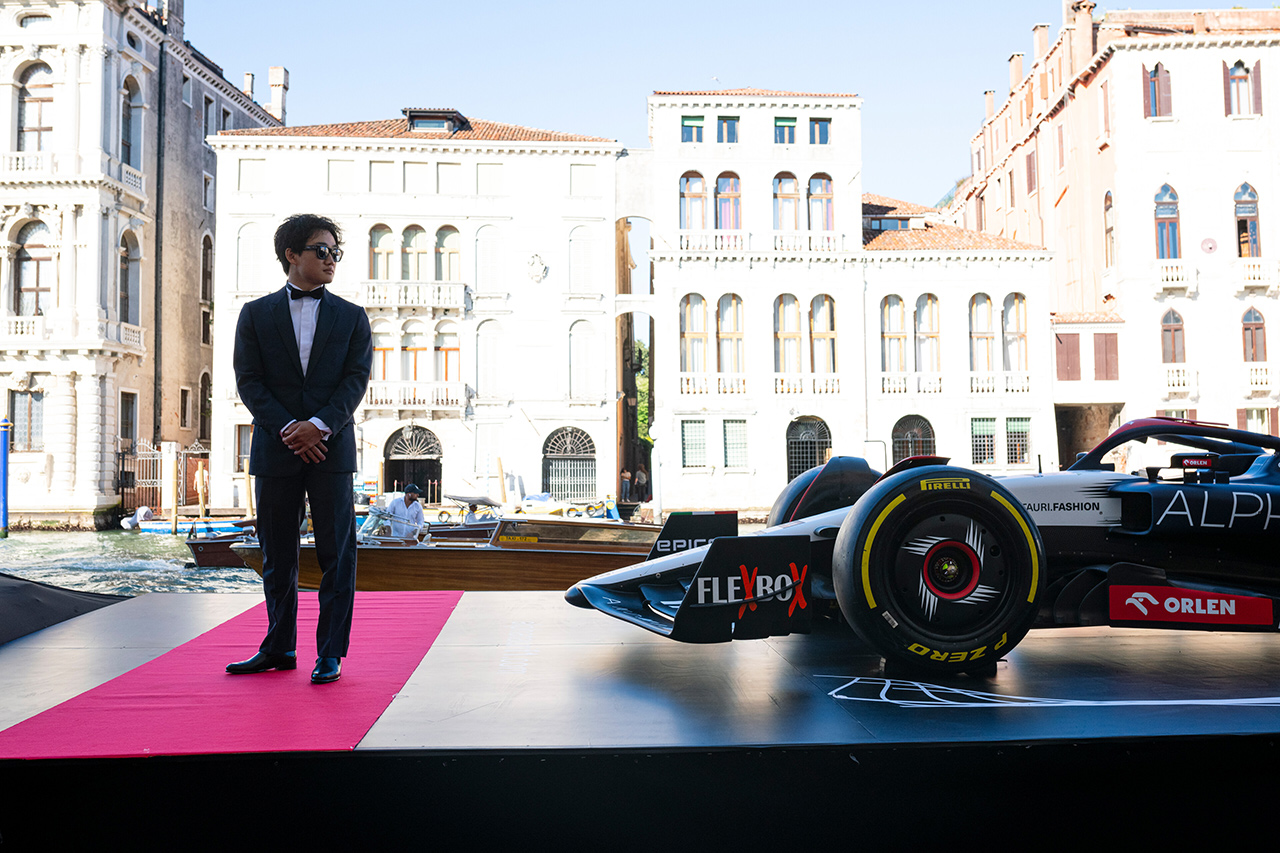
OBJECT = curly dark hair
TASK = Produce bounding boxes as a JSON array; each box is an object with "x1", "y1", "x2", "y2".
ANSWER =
[{"x1": 274, "y1": 214, "x2": 342, "y2": 273}]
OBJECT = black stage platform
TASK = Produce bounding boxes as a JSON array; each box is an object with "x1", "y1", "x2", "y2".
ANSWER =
[{"x1": 3, "y1": 591, "x2": 1279, "y2": 848}]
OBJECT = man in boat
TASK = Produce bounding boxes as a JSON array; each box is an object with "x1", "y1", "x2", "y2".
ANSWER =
[
  {"x1": 387, "y1": 484, "x2": 425, "y2": 538},
  {"x1": 226, "y1": 214, "x2": 372, "y2": 685}
]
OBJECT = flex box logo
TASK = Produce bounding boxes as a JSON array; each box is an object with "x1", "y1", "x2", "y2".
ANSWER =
[{"x1": 1110, "y1": 585, "x2": 1273, "y2": 626}]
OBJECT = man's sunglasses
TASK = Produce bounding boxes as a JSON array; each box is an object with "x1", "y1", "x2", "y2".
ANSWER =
[{"x1": 302, "y1": 244, "x2": 344, "y2": 262}]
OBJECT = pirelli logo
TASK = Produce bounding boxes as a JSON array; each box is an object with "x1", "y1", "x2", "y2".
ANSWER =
[{"x1": 920, "y1": 477, "x2": 971, "y2": 491}]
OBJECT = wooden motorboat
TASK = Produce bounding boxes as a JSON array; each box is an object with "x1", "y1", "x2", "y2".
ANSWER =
[
  {"x1": 231, "y1": 516, "x2": 662, "y2": 592},
  {"x1": 186, "y1": 530, "x2": 254, "y2": 568}
]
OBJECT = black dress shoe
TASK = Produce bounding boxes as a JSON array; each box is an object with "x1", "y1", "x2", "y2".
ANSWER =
[
  {"x1": 311, "y1": 656, "x2": 342, "y2": 684},
  {"x1": 226, "y1": 651, "x2": 297, "y2": 674}
]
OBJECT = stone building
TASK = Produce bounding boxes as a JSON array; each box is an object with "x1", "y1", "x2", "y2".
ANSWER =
[
  {"x1": 949, "y1": 4, "x2": 1280, "y2": 466},
  {"x1": 0, "y1": 0, "x2": 280, "y2": 526},
  {"x1": 207, "y1": 110, "x2": 625, "y2": 509}
]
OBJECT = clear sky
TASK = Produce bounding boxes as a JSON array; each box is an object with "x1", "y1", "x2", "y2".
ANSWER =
[{"x1": 184, "y1": 1, "x2": 1266, "y2": 208}]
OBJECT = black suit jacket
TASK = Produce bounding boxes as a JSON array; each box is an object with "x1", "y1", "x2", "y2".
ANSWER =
[{"x1": 233, "y1": 287, "x2": 373, "y2": 476}]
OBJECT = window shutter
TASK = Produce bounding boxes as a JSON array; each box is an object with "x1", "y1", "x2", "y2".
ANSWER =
[
  {"x1": 1223, "y1": 61, "x2": 1232, "y2": 116},
  {"x1": 1238, "y1": 408, "x2": 1247, "y2": 430},
  {"x1": 1142, "y1": 65, "x2": 1151, "y2": 117},
  {"x1": 1159, "y1": 66, "x2": 1173, "y2": 116},
  {"x1": 1254, "y1": 61, "x2": 1264, "y2": 115},
  {"x1": 1094, "y1": 332, "x2": 1118, "y2": 380},
  {"x1": 1189, "y1": 409, "x2": 1197, "y2": 422},
  {"x1": 1272, "y1": 407, "x2": 1279, "y2": 436},
  {"x1": 1056, "y1": 333, "x2": 1080, "y2": 381}
]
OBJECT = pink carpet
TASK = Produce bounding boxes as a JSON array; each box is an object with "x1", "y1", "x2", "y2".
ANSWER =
[{"x1": 0, "y1": 590, "x2": 463, "y2": 760}]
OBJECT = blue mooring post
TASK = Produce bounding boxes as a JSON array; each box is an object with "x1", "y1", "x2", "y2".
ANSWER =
[{"x1": 0, "y1": 417, "x2": 9, "y2": 538}]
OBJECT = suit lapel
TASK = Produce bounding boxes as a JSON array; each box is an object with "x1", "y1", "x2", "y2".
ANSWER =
[{"x1": 270, "y1": 289, "x2": 305, "y2": 380}]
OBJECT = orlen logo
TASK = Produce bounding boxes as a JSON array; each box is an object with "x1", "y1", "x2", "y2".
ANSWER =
[
  {"x1": 1110, "y1": 585, "x2": 1273, "y2": 626},
  {"x1": 920, "y1": 478, "x2": 970, "y2": 492},
  {"x1": 655, "y1": 538, "x2": 712, "y2": 553}
]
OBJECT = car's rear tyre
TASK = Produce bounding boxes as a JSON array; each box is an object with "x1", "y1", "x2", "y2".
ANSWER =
[{"x1": 832, "y1": 467, "x2": 1044, "y2": 675}]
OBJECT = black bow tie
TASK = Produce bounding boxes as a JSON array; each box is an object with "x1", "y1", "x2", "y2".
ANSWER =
[{"x1": 289, "y1": 286, "x2": 323, "y2": 300}]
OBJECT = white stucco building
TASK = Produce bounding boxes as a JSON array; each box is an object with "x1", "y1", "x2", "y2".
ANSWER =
[
  {"x1": 950, "y1": 4, "x2": 1280, "y2": 468},
  {"x1": 0, "y1": 0, "x2": 279, "y2": 526},
  {"x1": 208, "y1": 110, "x2": 626, "y2": 508}
]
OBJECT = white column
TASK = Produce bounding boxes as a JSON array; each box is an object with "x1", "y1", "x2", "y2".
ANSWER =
[
  {"x1": 76, "y1": 371, "x2": 104, "y2": 498},
  {"x1": 49, "y1": 372, "x2": 78, "y2": 496}
]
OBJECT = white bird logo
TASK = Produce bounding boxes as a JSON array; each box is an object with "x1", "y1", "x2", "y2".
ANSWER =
[{"x1": 1126, "y1": 591, "x2": 1159, "y2": 615}]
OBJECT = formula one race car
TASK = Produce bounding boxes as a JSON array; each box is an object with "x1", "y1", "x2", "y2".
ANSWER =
[{"x1": 567, "y1": 418, "x2": 1280, "y2": 675}]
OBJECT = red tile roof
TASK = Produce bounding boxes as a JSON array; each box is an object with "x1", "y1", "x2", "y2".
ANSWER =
[
  {"x1": 862, "y1": 222, "x2": 1043, "y2": 251},
  {"x1": 862, "y1": 193, "x2": 939, "y2": 217},
  {"x1": 1052, "y1": 311, "x2": 1126, "y2": 324},
  {"x1": 651, "y1": 87, "x2": 858, "y2": 98},
  {"x1": 218, "y1": 116, "x2": 615, "y2": 143}
]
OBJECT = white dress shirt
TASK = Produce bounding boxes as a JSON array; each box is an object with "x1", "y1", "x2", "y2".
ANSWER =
[
  {"x1": 387, "y1": 497, "x2": 425, "y2": 538},
  {"x1": 282, "y1": 282, "x2": 330, "y2": 438}
]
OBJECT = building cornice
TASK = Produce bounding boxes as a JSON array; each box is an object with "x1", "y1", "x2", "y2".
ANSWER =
[{"x1": 209, "y1": 137, "x2": 623, "y2": 157}]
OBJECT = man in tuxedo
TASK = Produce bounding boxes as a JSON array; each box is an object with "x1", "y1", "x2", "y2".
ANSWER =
[{"x1": 227, "y1": 214, "x2": 372, "y2": 685}]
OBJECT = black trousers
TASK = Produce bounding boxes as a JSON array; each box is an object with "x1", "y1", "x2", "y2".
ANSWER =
[{"x1": 255, "y1": 469, "x2": 358, "y2": 658}]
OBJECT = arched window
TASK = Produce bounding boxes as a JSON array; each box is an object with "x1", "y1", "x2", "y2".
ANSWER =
[
  {"x1": 543, "y1": 427, "x2": 596, "y2": 502},
  {"x1": 1155, "y1": 184, "x2": 1180, "y2": 260},
  {"x1": 679, "y1": 172, "x2": 705, "y2": 229},
  {"x1": 17, "y1": 63, "x2": 53, "y2": 151},
  {"x1": 810, "y1": 295, "x2": 837, "y2": 373},
  {"x1": 401, "y1": 321, "x2": 430, "y2": 381},
  {"x1": 475, "y1": 319, "x2": 504, "y2": 397},
  {"x1": 1162, "y1": 309, "x2": 1185, "y2": 364},
  {"x1": 970, "y1": 294, "x2": 994, "y2": 371},
  {"x1": 680, "y1": 293, "x2": 707, "y2": 372},
  {"x1": 1103, "y1": 192, "x2": 1115, "y2": 268},
  {"x1": 401, "y1": 226, "x2": 430, "y2": 280},
  {"x1": 1236, "y1": 183, "x2": 1261, "y2": 258},
  {"x1": 773, "y1": 173, "x2": 800, "y2": 231},
  {"x1": 121, "y1": 76, "x2": 140, "y2": 167},
  {"x1": 892, "y1": 415, "x2": 936, "y2": 465},
  {"x1": 369, "y1": 225, "x2": 394, "y2": 280},
  {"x1": 370, "y1": 322, "x2": 394, "y2": 381},
  {"x1": 15, "y1": 220, "x2": 53, "y2": 317},
  {"x1": 809, "y1": 174, "x2": 834, "y2": 231},
  {"x1": 435, "y1": 226, "x2": 460, "y2": 281},
  {"x1": 717, "y1": 293, "x2": 744, "y2": 373},
  {"x1": 715, "y1": 173, "x2": 741, "y2": 230},
  {"x1": 774, "y1": 294, "x2": 801, "y2": 372},
  {"x1": 434, "y1": 321, "x2": 460, "y2": 382},
  {"x1": 474, "y1": 225, "x2": 501, "y2": 292},
  {"x1": 569, "y1": 319, "x2": 597, "y2": 398},
  {"x1": 785, "y1": 417, "x2": 832, "y2": 482},
  {"x1": 915, "y1": 294, "x2": 940, "y2": 372},
  {"x1": 881, "y1": 295, "x2": 906, "y2": 372},
  {"x1": 199, "y1": 373, "x2": 212, "y2": 442},
  {"x1": 568, "y1": 226, "x2": 592, "y2": 292},
  {"x1": 1243, "y1": 308, "x2": 1266, "y2": 363},
  {"x1": 237, "y1": 222, "x2": 274, "y2": 291},
  {"x1": 1144, "y1": 62, "x2": 1172, "y2": 118},
  {"x1": 1225, "y1": 60, "x2": 1260, "y2": 116},
  {"x1": 384, "y1": 425, "x2": 443, "y2": 500},
  {"x1": 1003, "y1": 293, "x2": 1028, "y2": 371},
  {"x1": 200, "y1": 235, "x2": 213, "y2": 344}
]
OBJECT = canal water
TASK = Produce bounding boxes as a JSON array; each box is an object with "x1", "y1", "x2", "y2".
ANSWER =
[{"x1": 0, "y1": 531, "x2": 259, "y2": 596}]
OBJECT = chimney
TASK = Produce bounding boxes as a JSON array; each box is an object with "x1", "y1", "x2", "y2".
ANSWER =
[
  {"x1": 1072, "y1": 1, "x2": 1096, "y2": 74},
  {"x1": 985, "y1": 90, "x2": 995, "y2": 119},
  {"x1": 1192, "y1": 12, "x2": 1207, "y2": 34},
  {"x1": 1033, "y1": 24, "x2": 1050, "y2": 61},
  {"x1": 242, "y1": 72, "x2": 254, "y2": 100},
  {"x1": 266, "y1": 66, "x2": 288, "y2": 124},
  {"x1": 163, "y1": 0, "x2": 184, "y2": 41},
  {"x1": 1009, "y1": 53, "x2": 1024, "y2": 93}
]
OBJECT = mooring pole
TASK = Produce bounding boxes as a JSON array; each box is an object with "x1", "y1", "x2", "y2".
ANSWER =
[{"x1": 0, "y1": 417, "x2": 10, "y2": 538}]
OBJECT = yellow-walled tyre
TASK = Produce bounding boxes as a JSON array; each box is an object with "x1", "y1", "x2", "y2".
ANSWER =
[{"x1": 832, "y1": 466, "x2": 1045, "y2": 675}]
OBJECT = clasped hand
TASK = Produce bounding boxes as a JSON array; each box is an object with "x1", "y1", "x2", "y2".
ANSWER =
[{"x1": 282, "y1": 421, "x2": 327, "y2": 463}]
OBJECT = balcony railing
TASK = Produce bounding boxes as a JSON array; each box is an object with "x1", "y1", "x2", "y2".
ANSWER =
[
  {"x1": 1245, "y1": 362, "x2": 1272, "y2": 394},
  {"x1": 770, "y1": 231, "x2": 843, "y2": 252},
  {"x1": 360, "y1": 280, "x2": 465, "y2": 310},
  {"x1": 1164, "y1": 365, "x2": 1196, "y2": 397},
  {"x1": 916, "y1": 372, "x2": 944, "y2": 394},
  {"x1": 98, "y1": 320, "x2": 144, "y2": 349},
  {"x1": 364, "y1": 380, "x2": 466, "y2": 409},
  {"x1": 881, "y1": 372, "x2": 908, "y2": 394},
  {"x1": 678, "y1": 230, "x2": 749, "y2": 252},
  {"x1": 1154, "y1": 259, "x2": 1196, "y2": 293},
  {"x1": 0, "y1": 151, "x2": 52, "y2": 177},
  {"x1": 3, "y1": 316, "x2": 43, "y2": 338},
  {"x1": 773, "y1": 372, "x2": 842, "y2": 394},
  {"x1": 674, "y1": 230, "x2": 846, "y2": 255},
  {"x1": 1235, "y1": 258, "x2": 1277, "y2": 293},
  {"x1": 121, "y1": 163, "x2": 145, "y2": 197}
]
